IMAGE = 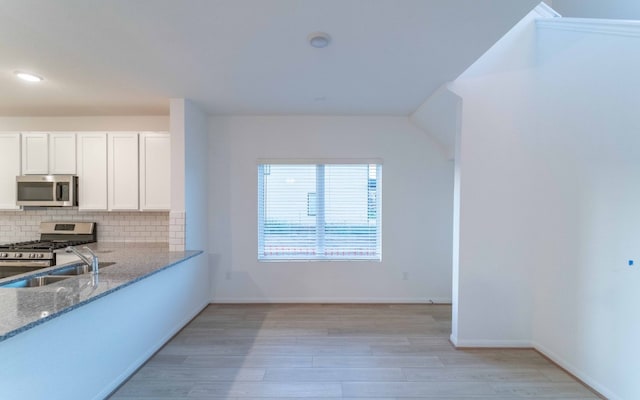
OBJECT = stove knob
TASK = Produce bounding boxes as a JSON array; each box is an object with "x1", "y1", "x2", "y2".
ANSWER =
[
  {"x1": 15, "y1": 253, "x2": 22, "y2": 258},
  {"x1": 0, "y1": 253, "x2": 7, "y2": 258},
  {"x1": 38, "y1": 254, "x2": 45, "y2": 258}
]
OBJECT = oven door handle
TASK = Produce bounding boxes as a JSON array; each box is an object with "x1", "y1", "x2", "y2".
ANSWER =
[{"x1": 0, "y1": 260, "x2": 52, "y2": 267}]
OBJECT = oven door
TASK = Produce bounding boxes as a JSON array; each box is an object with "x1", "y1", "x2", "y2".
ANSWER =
[{"x1": 16, "y1": 175, "x2": 77, "y2": 207}]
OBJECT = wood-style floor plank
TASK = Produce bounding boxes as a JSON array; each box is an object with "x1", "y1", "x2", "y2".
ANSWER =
[
  {"x1": 263, "y1": 367, "x2": 404, "y2": 382},
  {"x1": 108, "y1": 304, "x2": 601, "y2": 400}
]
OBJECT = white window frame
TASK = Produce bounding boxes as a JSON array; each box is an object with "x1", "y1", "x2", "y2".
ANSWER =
[{"x1": 257, "y1": 160, "x2": 382, "y2": 262}]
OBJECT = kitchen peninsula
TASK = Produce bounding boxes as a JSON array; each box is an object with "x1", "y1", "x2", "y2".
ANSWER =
[{"x1": 0, "y1": 242, "x2": 209, "y2": 400}]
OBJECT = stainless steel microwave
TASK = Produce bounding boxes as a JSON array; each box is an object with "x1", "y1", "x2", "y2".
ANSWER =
[{"x1": 16, "y1": 175, "x2": 78, "y2": 207}]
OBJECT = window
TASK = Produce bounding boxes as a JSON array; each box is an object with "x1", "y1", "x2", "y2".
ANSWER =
[{"x1": 258, "y1": 163, "x2": 382, "y2": 261}]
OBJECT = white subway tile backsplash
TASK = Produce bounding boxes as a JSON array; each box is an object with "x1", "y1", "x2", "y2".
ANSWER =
[
  {"x1": 169, "y1": 211, "x2": 185, "y2": 251},
  {"x1": 0, "y1": 209, "x2": 169, "y2": 244}
]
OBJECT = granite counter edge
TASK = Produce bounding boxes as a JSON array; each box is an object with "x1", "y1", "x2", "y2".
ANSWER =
[{"x1": 0, "y1": 250, "x2": 204, "y2": 343}]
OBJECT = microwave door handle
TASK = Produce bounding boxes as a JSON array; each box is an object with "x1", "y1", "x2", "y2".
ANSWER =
[{"x1": 56, "y1": 183, "x2": 63, "y2": 201}]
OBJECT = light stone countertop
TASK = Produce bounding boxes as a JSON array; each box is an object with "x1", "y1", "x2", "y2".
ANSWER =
[{"x1": 0, "y1": 242, "x2": 202, "y2": 342}]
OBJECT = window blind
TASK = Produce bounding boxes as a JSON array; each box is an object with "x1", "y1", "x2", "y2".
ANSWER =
[{"x1": 258, "y1": 163, "x2": 381, "y2": 261}]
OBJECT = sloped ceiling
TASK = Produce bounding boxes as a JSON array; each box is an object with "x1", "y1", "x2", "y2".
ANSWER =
[
  {"x1": 549, "y1": 0, "x2": 640, "y2": 20},
  {"x1": 0, "y1": 0, "x2": 539, "y2": 116}
]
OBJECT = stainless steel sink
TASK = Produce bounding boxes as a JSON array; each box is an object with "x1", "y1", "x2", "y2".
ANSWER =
[
  {"x1": 51, "y1": 261, "x2": 116, "y2": 276},
  {"x1": 0, "y1": 262, "x2": 116, "y2": 288},
  {"x1": 51, "y1": 264, "x2": 91, "y2": 276},
  {"x1": 1, "y1": 275, "x2": 75, "y2": 288}
]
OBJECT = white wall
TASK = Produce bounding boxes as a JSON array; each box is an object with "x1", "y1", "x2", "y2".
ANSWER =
[
  {"x1": 169, "y1": 98, "x2": 209, "y2": 254},
  {"x1": 531, "y1": 20, "x2": 640, "y2": 400},
  {"x1": 449, "y1": 8, "x2": 640, "y2": 400},
  {"x1": 209, "y1": 116, "x2": 453, "y2": 303},
  {"x1": 170, "y1": 100, "x2": 186, "y2": 215},
  {"x1": 410, "y1": 85, "x2": 461, "y2": 160},
  {"x1": 449, "y1": 6, "x2": 549, "y2": 347},
  {"x1": 184, "y1": 100, "x2": 209, "y2": 252}
]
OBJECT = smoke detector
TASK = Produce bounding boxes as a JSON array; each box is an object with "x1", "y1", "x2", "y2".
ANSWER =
[{"x1": 308, "y1": 32, "x2": 331, "y2": 48}]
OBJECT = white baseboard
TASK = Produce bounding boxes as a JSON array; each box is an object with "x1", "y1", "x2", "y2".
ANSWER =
[
  {"x1": 452, "y1": 338, "x2": 533, "y2": 348},
  {"x1": 533, "y1": 341, "x2": 618, "y2": 400},
  {"x1": 210, "y1": 297, "x2": 452, "y2": 304}
]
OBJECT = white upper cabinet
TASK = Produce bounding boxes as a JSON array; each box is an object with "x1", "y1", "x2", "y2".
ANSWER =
[
  {"x1": 21, "y1": 132, "x2": 48, "y2": 174},
  {"x1": 77, "y1": 133, "x2": 108, "y2": 211},
  {"x1": 139, "y1": 132, "x2": 170, "y2": 211},
  {"x1": 0, "y1": 133, "x2": 22, "y2": 210},
  {"x1": 22, "y1": 132, "x2": 77, "y2": 175},
  {"x1": 5, "y1": 131, "x2": 170, "y2": 212},
  {"x1": 48, "y1": 133, "x2": 77, "y2": 174},
  {"x1": 108, "y1": 132, "x2": 139, "y2": 211}
]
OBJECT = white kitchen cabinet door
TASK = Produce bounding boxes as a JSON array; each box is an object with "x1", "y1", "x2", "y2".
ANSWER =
[
  {"x1": 108, "y1": 132, "x2": 139, "y2": 210},
  {"x1": 49, "y1": 133, "x2": 77, "y2": 174},
  {"x1": 21, "y1": 132, "x2": 48, "y2": 174},
  {"x1": 139, "y1": 132, "x2": 170, "y2": 210},
  {"x1": 0, "y1": 133, "x2": 21, "y2": 209},
  {"x1": 77, "y1": 133, "x2": 108, "y2": 210}
]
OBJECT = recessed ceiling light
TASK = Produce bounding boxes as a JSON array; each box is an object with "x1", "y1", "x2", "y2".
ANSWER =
[
  {"x1": 14, "y1": 71, "x2": 43, "y2": 82},
  {"x1": 308, "y1": 32, "x2": 331, "y2": 48}
]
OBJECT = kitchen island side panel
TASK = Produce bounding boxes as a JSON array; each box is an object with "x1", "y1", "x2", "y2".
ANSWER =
[{"x1": 0, "y1": 253, "x2": 208, "y2": 400}]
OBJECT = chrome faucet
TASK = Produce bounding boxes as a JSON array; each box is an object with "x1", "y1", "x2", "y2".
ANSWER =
[{"x1": 65, "y1": 246, "x2": 99, "y2": 274}]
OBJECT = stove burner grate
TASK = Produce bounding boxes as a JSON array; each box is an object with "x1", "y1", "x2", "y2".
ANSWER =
[{"x1": 0, "y1": 239, "x2": 95, "y2": 252}]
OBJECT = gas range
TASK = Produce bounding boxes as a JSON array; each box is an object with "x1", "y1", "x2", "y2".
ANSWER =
[{"x1": 0, "y1": 222, "x2": 97, "y2": 278}]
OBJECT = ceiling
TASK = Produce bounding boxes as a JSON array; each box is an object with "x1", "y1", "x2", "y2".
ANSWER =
[
  {"x1": 550, "y1": 0, "x2": 640, "y2": 20},
  {"x1": 0, "y1": 0, "x2": 540, "y2": 116}
]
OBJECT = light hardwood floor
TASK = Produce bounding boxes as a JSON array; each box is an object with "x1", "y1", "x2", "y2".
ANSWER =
[{"x1": 109, "y1": 304, "x2": 602, "y2": 399}]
